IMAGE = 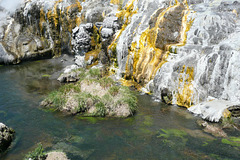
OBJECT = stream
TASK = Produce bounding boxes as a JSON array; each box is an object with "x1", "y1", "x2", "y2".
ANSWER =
[{"x1": 0, "y1": 57, "x2": 239, "y2": 160}]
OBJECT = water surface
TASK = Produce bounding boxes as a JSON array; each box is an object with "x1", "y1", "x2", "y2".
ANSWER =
[{"x1": 0, "y1": 58, "x2": 239, "y2": 160}]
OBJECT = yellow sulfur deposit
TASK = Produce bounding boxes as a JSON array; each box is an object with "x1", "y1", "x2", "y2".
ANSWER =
[
  {"x1": 108, "y1": 0, "x2": 138, "y2": 52},
  {"x1": 125, "y1": 0, "x2": 193, "y2": 88},
  {"x1": 176, "y1": 66, "x2": 194, "y2": 108},
  {"x1": 39, "y1": 0, "x2": 83, "y2": 56}
]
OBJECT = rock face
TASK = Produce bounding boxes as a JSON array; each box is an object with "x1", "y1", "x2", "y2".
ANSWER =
[
  {"x1": 1, "y1": 0, "x2": 240, "y2": 121},
  {"x1": 106, "y1": 0, "x2": 240, "y2": 115},
  {"x1": 0, "y1": 0, "x2": 82, "y2": 64},
  {"x1": 0, "y1": 123, "x2": 14, "y2": 153}
]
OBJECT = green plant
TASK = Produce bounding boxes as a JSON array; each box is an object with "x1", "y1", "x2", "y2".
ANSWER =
[
  {"x1": 75, "y1": 93, "x2": 97, "y2": 111},
  {"x1": 42, "y1": 74, "x2": 51, "y2": 78},
  {"x1": 24, "y1": 143, "x2": 47, "y2": 160},
  {"x1": 89, "y1": 68, "x2": 101, "y2": 78},
  {"x1": 46, "y1": 91, "x2": 66, "y2": 108},
  {"x1": 109, "y1": 86, "x2": 120, "y2": 96},
  {"x1": 120, "y1": 86, "x2": 137, "y2": 114},
  {"x1": 95, "y1": 102, "x2": 106, "y2": 117},
  {"x1": 98, "y1": 77, "x2": 115, "y2": 88},
  {"x1": 102, "y1": 93, "x2": 113, "y2": 105},
  {"x1": 58, "y1": 84, "x2": 81, "y2": 93}
]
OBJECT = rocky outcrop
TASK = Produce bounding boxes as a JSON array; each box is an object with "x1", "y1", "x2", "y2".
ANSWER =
[
  {"x1": 1, "y1": 0, "x2": 240, "y2": 121},
  {"x1": 0, "y1": 0, "x2": 84, "y2": 64},
  {"x1": 0, "y1": 0, "x2": 120, "y2": 64},
  {"x1": 0, "y1": 123, "x2": 14, "y2": 153},
  {"x1": 105, "y1": 0, "x2": 240, "y2": 120}
]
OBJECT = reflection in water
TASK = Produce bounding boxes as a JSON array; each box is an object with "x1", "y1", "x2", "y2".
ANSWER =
[{"x1": 0, "y1": 58, "x2": 239, "y2": 160}]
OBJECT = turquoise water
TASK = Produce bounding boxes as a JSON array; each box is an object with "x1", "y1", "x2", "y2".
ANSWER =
[{"x1": 0, "y1": 58, "x2": 239, "y2": 160}]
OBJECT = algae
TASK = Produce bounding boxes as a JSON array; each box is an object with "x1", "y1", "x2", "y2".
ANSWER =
[
  {"x1": 142, "y1": 116, "x2": 153, "y2": 127},
  {"x1": 157, "y1": 129, "x2": 188, "y2": 147},
  {"x1": 0, "y1": 110, "x2": 7, "y2": 117},
  {"x1": 222, "y1": 137, "x2": 240, "y2": 147},
  {"x1": 42, "y1": 74, "x2": 51, "y2": 78}
]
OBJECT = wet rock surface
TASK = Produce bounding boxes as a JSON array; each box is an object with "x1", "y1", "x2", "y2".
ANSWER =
[
  {"x1": 197, "y1": 120, "x2": 227, "y2": 138},
  {"x1": 46, "y1": 151, "x2": 69, "y2": 160},
  {"x1": 0, "y1": 123, "x2": 14, "y2": 153}
]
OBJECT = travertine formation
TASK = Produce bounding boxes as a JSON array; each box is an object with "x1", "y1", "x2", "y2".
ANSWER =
[{"x1": 1, "y1": 0, "x2": 240, "y2": 121}]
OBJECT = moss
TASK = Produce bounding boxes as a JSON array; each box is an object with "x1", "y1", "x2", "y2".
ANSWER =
[
  {"x1": 157, "y1": 129, "x2": 187, "y2": 139},
  {"x1": 142, "y1": 116, "x2": 153, "y2": 127},
  {"x1": 42, "y1": 74, "x2": 51, "y2": 78},
  {"x1": 222, "y1": 137, "x2": 240, "y2": 147},
  {"x1": 157, "y1": 129, "x2": 188, "y2": 147}
]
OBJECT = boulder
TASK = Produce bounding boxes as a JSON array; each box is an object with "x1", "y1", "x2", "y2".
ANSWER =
[
  {"x1": 46, "y1": 151, "x2": 69, "y2": 160},
  {"x1": 0, "y1": 123, "x2": 15, "y2": 153}
]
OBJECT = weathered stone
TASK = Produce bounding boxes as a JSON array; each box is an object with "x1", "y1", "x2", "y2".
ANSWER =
[
  {"x1": 0, "y1": 123, "x2": 15, "y2": 153},
  {"x1": 197, "y1": 120, "x2": 227, "y2": 138},
  {"x1": 46, "y1": 151, "x2": 69, "y2": 160}
]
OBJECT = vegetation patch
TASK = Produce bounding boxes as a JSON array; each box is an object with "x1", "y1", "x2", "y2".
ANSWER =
[
  {"x1": 222, "y1": 137, "x2": 240, "y2": 147},
  {"x1": 24, "y1": 143, "x2": 47, "y2": 160},
  {"x1": 41, "y1": 68, "x2": 137, "y2": 117},
  {"x1": 42, "y1": 74, "x2": 51, "y2": 78},
  {"x1": 157, "y1": 129, "x2": 188, "y2": 148}
]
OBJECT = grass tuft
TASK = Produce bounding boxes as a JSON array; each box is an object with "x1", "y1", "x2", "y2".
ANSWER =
[{"x1": 24, "y1": 143, "x2": 47, "y2": 160}]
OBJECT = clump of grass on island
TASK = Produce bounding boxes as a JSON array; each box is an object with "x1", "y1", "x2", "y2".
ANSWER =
[
  {"x1": 24, "y1": 143, "x2": 47, "y2": 160},
  {"x1": 41, "y1": 68, "x2": 137, "y2": 117}
]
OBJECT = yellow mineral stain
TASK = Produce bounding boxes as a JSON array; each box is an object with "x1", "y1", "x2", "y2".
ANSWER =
[
  {"x1": 223, "y1": 109, "x2": 231, "y2": 118},
  {"x1": 127, "y1": 1, "x2": 182, "y2": 84},
  {"x1": 40, "y1": 0, "x2": 83, "y2": 56},
  {"x1": 122, "y1": 0, "x2": 194, "y2": 96},
  {"x1": 85, "y1": 49, "x2": 101, "y2": 62},
  {"x1": 110, "y1": 0, "x2": 120, "y2": 5},
  {"x1": 176, "y1": 66, "x2": 194, "y2": 108},
  {"x1": 91, "y1": 25, "x2": 102, "y2": 50},
  {"x1": 233, "y1": 9, "x2": 238, "y2": 16},
  {"x1": 66, "y1": 0, "x2": 83, "y2": 32},
  {"x1": 39, "y1": 8, "x2": 46, "y2": 33},
  {"x1": 120, "y1": 78, "x2": 142, "y2": 91},
  {"x1": 108, "y1": 0, "x2": 138, "y2": 52}
]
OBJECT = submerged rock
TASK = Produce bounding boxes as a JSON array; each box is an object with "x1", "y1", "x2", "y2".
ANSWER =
[
  {"x1": 46, "y1": 151, "x2": 69, "y2": 160},
  {"x1": 197, "y1": 120, "x2": 227, "y2": 138},
  {"x1": 52, "y1": 142, "x2": 94, "y2": 160},
  {"x1": 0, "y1": 123, "x2": 15, "y2": 153}
]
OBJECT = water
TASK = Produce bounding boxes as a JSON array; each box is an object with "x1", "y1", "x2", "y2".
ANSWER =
[{"x1": 0, "y1": 58, "x2": 239, "y2": 160}]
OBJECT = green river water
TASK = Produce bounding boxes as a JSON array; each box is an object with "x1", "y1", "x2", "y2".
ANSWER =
[{"x1": 0, "y1": 57, "x2": 239, "y2": 160}]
